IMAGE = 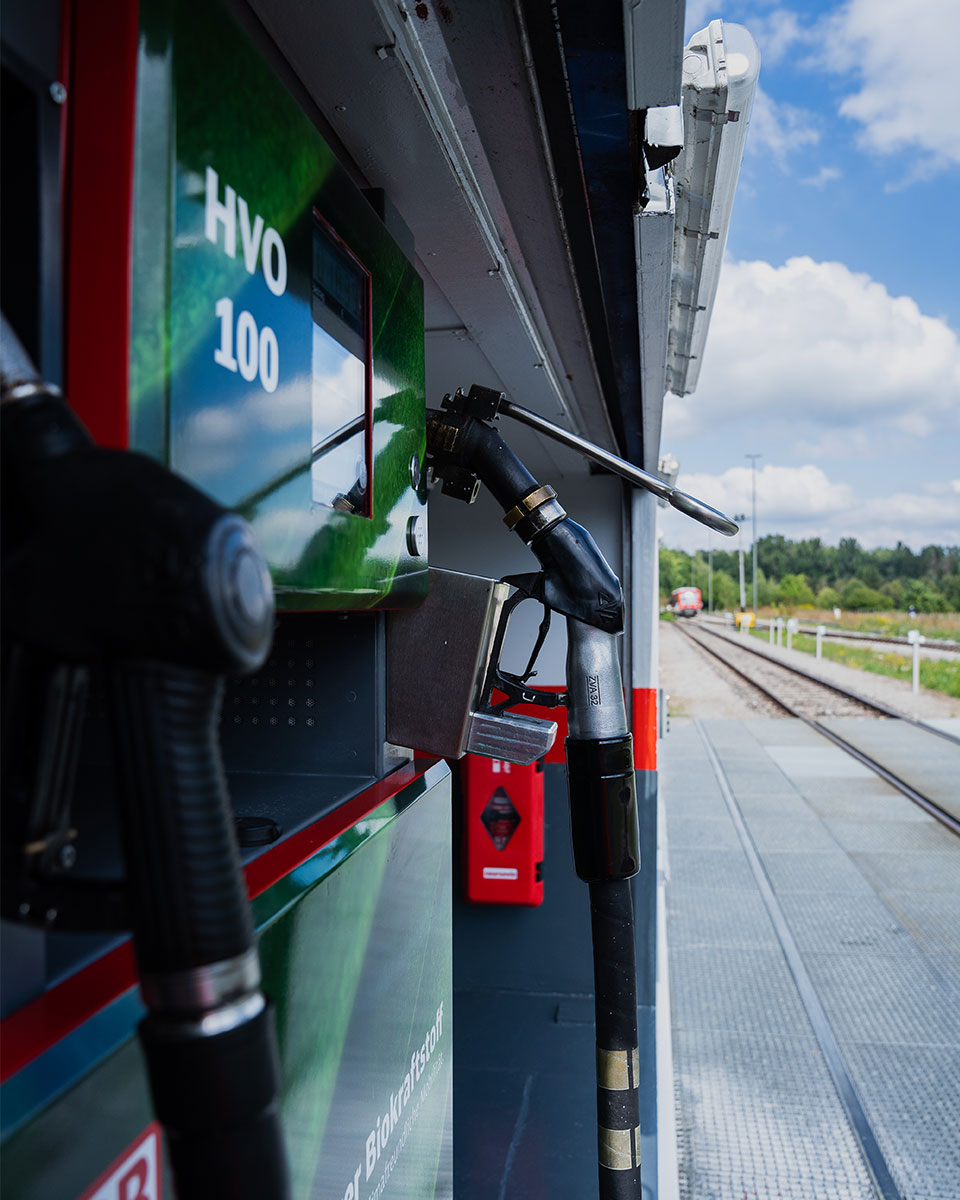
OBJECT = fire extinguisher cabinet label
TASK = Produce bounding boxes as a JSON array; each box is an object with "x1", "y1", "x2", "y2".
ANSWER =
[{"x1": 463, "y1": 757, "x2": 544, "y2": 906}]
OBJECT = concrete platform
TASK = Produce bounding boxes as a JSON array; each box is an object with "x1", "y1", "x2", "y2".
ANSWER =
[
  {"x1": 817, "y1": 717, "x2": 960, "y2": 822},
  {"x1": 661, "y1": 717, "x2": 960, "y2": 1200}
]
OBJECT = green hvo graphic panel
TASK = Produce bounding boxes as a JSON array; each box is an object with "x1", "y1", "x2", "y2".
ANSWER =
[
  {"x1": 257, "y1": 776, "x2": 453, "y2": 1200},
  {"x1": 130, "y1": 0, "x2": 428, "y2": 609},
  {"x1": 1, "y1": 767, "x2": 452, "y2": 1200}
]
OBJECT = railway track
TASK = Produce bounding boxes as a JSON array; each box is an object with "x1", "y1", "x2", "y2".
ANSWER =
[
  {"x1": 677, "y1": 622, "x2": 960, "y2": 836},
  {"x1": 700, "y1": 613, "x2": 960, "y2": 655}
]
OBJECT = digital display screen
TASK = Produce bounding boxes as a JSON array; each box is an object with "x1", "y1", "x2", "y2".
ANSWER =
[
  {"x1": 310, "y1": 212, "x2": 370, "y2": 516},
  {"x1": 313, "y1": 225, "x2": 366, "y2": 351}
]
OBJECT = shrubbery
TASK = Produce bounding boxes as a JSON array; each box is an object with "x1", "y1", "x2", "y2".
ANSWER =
[{"x1": 659, "y1": 536, "x2": 959, "y2": 613}]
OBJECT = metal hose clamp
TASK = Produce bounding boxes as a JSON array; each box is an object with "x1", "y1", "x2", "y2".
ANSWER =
[{"x1": 503, "y1": 484, "x2": 567, "y2": 542}]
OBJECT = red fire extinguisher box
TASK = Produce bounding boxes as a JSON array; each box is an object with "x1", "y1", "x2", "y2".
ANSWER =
[{"x1": 461, "y1": 755, "x2": 544, "y2": 906}]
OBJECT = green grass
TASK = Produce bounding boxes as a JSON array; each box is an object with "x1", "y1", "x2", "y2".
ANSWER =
[
  {"x1": 755, "y1": 607, "x2": 960, "y2": 642},
  {"x1": 751, "y1": 629, "x2": 960, "y2": 699}
]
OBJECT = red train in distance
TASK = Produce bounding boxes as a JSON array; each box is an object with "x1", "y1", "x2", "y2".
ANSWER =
[{"x1": 671, "y1": 586, "x2": 703, "y2": 617}]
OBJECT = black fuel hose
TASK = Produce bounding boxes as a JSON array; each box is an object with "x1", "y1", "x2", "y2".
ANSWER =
[
  {"x1": 427, "y1": 402, "x2": 643, "y2": 1198},
  {"x1": 1, "y1": 315, "x2": 290, "y2": 1199},
  {"x1": 566, "y1": 623, "x2": 643, "y2": 1198}
]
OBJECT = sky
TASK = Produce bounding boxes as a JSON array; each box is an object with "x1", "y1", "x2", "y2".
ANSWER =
[{"x1": 658, "y1": 0, "x2": 960, "y2": 554}]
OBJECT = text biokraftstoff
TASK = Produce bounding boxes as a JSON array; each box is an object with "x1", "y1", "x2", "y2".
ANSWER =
[{"x1": 338, "y1": 1003, "x2": 445, "y2": 1200}]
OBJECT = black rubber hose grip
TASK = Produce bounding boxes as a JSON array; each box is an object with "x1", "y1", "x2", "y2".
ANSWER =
[
  {"x1": 110, "y1": 661, "x2": 253, "y2": 973},
  {"x1": 140, "y1": 1000, "x2": 289, "y2": 1200},
  {"x1": 566, "y1": 737, "x2": 640, "y2": 883}
]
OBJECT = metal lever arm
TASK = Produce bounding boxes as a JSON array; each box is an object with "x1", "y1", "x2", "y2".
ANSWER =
[
  {"x1": 498, "y1": 397, "x2": 738, "y2": 535},
  {"x1": 431, "y1": 384, "x2": 735, "y2": 535}
]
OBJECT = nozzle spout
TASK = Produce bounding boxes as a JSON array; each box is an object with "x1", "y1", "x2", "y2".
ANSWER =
[{"x1": 669, "y1": 489, "x2": 739, "y2": 536}]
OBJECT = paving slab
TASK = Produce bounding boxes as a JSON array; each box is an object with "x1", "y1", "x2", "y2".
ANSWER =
[
  {"x1": 818, "y1": 717, "x2": 960, "y2": 821},
  {"x1": 661, "y1": 716, "x2": 960, "y2": 1200}
]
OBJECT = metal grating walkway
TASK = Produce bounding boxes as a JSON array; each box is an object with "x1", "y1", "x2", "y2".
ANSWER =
[{"x1": 661, "y1": 717, "x2": 960, "y2": 1200}]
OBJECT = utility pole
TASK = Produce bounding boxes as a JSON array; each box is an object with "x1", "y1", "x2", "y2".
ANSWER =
[
  {"x1": 746, "y1": 454, "x2": 761, "y2": 613},
  {"x1": 708, "y1": 534, "x2": 713, "y2": 613},
  {"x1": 734, "y1": 513, "x2": 747, "y2": 610}
]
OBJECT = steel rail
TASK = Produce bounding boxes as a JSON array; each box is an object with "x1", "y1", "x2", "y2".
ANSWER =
[
  {"x1": 696, "y1": 624, "x2": 960, "y2": 746},
  {"x1": 747, "y1": 620, "x2": 960, "y2": 655},
  {"x1": 678, "y1": 625, "x2": 960, "y2": 838}
]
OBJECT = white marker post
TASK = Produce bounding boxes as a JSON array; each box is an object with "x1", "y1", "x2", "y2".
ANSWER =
[
  {"x1": 769, "y1": 619, "x2": 775, "y2": 646},
  {"x1": 786, "y1": 617, "x2": 798, "y2": 652},
  {"x1": 816, "y1": 624, "x2": 825, "y2": 660},
  {"x1": 907, "y1": 629, "x2": 924, "y2": 694}
]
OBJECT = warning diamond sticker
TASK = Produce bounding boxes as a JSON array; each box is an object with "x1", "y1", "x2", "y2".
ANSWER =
[{"x1": 480, "y1": 787, "x2": 521, "y2": 850}]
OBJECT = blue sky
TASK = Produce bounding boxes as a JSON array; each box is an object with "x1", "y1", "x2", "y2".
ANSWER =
[{"x1": 659, "y1": 0, "x2": 960, "y2": 553}]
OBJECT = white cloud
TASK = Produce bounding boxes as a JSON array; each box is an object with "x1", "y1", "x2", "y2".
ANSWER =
[
  {"x1": 661, "y1": 469, "x2": 960, "y2": 552},
  {"x1": 675, "y1": 463, "x2": 855, "y2": 522},
  {"x1": 800, "y1": 165, "x2": 841, "y2": 188},
  {"x1": 746, "y1": 87, "x2": 819, "y2": 170},
  {"x1": 666, "y1": 256, "x2": 960, "y2": 439},
  {"x1": 792, "y1": 427, "x2": 872, "y2": 460},
  {"x1": 251, "y1": 508, "x2": 318, "y2": 563},
  {"x1": 815, "y1": 0, "x2": 960, "y2": 172},
  {"x1": 746, "y1": 8, "x2": 808, "y2": 66},
  {"x1": 684, "y1": 0, "x2": 720, "y2": 36},
  {"x1": 242, "y1": 380, "x2": 309, "y2": 433},
  {"x1": 176, "y1": 375, "x2": 310, "y2": 481}
]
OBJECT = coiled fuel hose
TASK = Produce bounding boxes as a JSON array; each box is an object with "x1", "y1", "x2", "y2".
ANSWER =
[
  {"x1": 426, "y1": 393, "x2": 643, "y2": 1198},
  {"x1": 1, "y1": 314, "x2": 290, "y2": 1199}
]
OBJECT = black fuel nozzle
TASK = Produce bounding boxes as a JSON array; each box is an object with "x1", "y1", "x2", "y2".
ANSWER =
[
  {"x1": 1, "y1": 313, "x2": 289, "y2": 1199},
  {"x1": 427, "y1": 385, "x2": 624, "y2": 633},
  {"x1": 428, "y1": 382, "x2": 643, "y2": 1199},
  {"x1": 427, "y1": 382, "x2": 638, "y2": 881}
]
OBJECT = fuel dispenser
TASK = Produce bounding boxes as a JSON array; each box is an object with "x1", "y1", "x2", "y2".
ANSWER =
[
  {"x1": 2, "y1": 2, "x2": 448, "y2": 1197},
  {"x1": 1, "y1": 2, "x2": 739, "y2": 1196},
  {"x1": 413, "y1": 383, "x2": 737, "y2": 1199}
]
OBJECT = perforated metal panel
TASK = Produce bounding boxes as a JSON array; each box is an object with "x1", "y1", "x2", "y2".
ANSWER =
[{"x1": 220, "y1": 610, "x2": 387, "y2": 777}]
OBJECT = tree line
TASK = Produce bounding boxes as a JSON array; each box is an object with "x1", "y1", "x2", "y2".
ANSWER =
[{"x1": 660, "y1": 536, "x2": 960, "y2": 612}]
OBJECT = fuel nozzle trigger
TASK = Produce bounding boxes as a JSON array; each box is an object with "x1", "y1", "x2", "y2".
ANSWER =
[{"x1": 478, "y1": 578, "x2": 567, "y2": 716}]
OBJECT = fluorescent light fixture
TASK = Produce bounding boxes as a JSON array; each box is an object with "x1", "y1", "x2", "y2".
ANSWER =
[
  {"x1": 666, "y1": 21, "x2": 760, "y2": 397},
  {"x1": 656, "y1": 452, "x2": 679, "y2": 507},
  {"x1": 634, "y1": 154, "x2": 676, "y2": 472}
]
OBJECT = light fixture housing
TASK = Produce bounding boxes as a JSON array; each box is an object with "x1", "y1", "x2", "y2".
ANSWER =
[
  {"x1": 656, "y1": 452, "x2": 679, "y2": 507},
  {"x1": 666, "y1": 21, "x2": 760, "y2": 397}
]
